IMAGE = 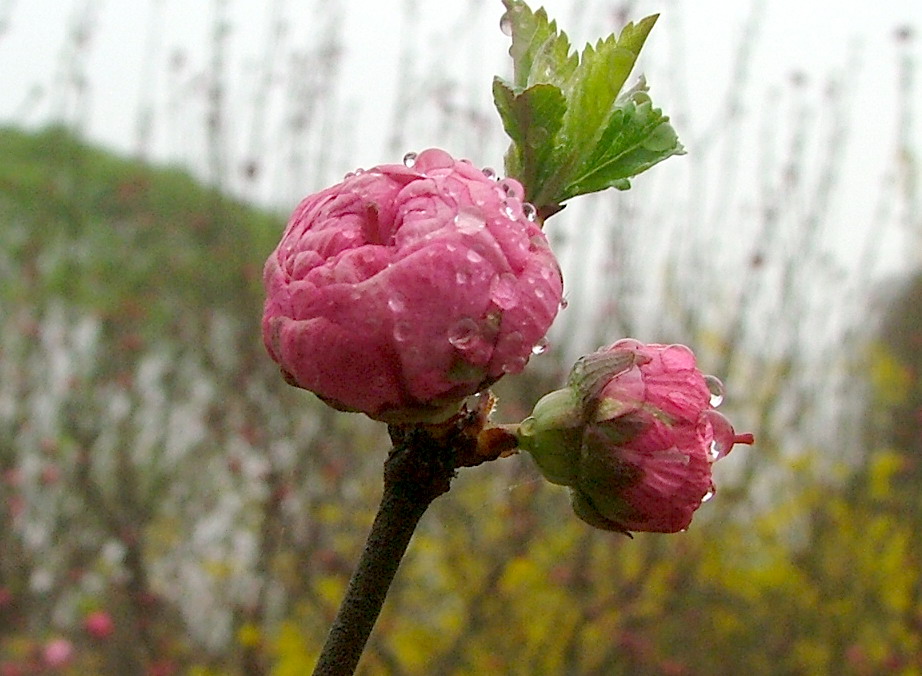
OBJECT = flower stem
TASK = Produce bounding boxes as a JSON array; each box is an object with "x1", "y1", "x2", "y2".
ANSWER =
[{"x1": 311, "y1": 423, "x2": 457, "y2": 676}]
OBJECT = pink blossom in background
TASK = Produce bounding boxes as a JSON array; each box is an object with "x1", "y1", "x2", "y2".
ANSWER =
[
  {"x1": 84, "y1": 610, "x2": 115, "y2": 639},
  {"x1": 263, "y1": 148, "x2": 562, "y2": 422},
  {"x1": 42, "y1": 638, "x2": 74, "y2": 669}
]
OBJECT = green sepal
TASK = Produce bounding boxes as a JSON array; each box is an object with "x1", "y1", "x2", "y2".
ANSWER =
[
  {"x1": 566, "y1": 350, "x2": 637, "y2": 408},
  {"x1": 516, "y1": 387, "x2": 583, "y2": 486}
]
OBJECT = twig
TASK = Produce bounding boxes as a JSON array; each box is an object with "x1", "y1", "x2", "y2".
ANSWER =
[{"x1": 310, "y1": 422, "x2": 457, "y2": 676}]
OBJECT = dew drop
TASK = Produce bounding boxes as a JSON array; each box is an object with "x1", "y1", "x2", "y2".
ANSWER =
[
  {"x1": 393, "y1": 320, "x2": 412, "y2": 343},
  {"x1": 402, "y1": 151, "x2": 418, "y2": 168},
  {"x1": 522, "y1": 202, "x2": 537, "y2": 221},
  {"x1": 343, "y1": 171, "x2": 355, "y2": 180},
  {"x1": 499, "y1": 12, "x2": 513, "y2": 36},
  {"x1": 482, "y1": 167, "x2": 499, "y2": 181},
  {"x1": 531, "y1": 337, "x2": 549, "y2": 355},
  {"x1": 502, "y1": 201, "x2": 516, "y2": 219},
  {"x1": 502, "y1": 355, "x2": 528, "y2": 373},
  {"x1": 456, "y1": 271, "x2": 470, "y2": 284},
  {"x1": 466, "y1": 250, "x2": 483, "y2": 264},
  {"x1": 454, "y1": 206, "x2": 486, "y2": 234},
  {"x1": 489, "y1": 273, "x2": 519, "y2": 310},
  {"x1": 704, "y1": 374, "x2": 725, "y2": 407},
  {"x1": 387, "y1": 296, "x2": 406, "y2": 313},
  {"x1": 499, "y1": 179, "x2": 523, "y2": 201},
  {"x1": 448, "y1": 318, "x2": 480, "y2": 350},
  {"x1": 701, "y1": 487, "x2": 715, "y2": 504},
  {"x1": 559, "y1": 296, "x2": 569, "y2": 310},
  {"x1": 612, "y1": 338, "x2": 644, "y2": 351},
  {"x1": 707, "y1": 441, "x2": 721, "y2": 463},
  {"x1": 705, "y1": 410, "x2": 735, "y2": 462},
  {"x1": 519, "y1": 416, "x2": 537, "y2": 437}
]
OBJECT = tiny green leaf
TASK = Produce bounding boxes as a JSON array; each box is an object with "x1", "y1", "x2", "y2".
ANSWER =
[{"x1": 494, "y1": 2, "x2": 683, "y2": 218}]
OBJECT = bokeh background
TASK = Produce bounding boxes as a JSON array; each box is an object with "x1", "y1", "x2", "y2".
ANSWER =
[{"x1": 1, "y1": 0, "x2": 922, "y2": 674}]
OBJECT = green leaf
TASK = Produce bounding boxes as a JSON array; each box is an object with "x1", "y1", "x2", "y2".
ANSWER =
[
  {"x1": 492, "y1": 78, "x2": 567, "y2": 198},
  {"x1": 561, "y1": 81, "x2": 685, "y2": 200},
  {"x1": 558, "y1": 15, "x2": 657, "y2": 157},
  {"x1": 494, "y1": 2, "x2": 683, "y2": 217},
  {"x1": 501, "y1": 0, "x2": 577, "y2": 90}
]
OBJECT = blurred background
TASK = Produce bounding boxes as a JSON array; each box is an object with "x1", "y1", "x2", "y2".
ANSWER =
[{"x1": 1, "y1": 0, "x2": 921, "y2": 673}]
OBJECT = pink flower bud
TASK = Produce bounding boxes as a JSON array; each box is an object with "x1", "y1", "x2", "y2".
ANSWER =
[
  {"x1": 84, "y1": 610, "x2": 115, "y2": 639},
  {"x1": 263, "y1": 148, "x2": 563, "y2": 422},
  {"x1": 518, "y1": 340, "x2": 753, "y2": 534}
]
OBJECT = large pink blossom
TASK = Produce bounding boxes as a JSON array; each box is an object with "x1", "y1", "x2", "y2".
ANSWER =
[
  {"x1": 263, "y1": 149, "x2": 563, "y2": 422},
  {"x1": 519, "y1": 339, "x2": 753, "y2": 534}
]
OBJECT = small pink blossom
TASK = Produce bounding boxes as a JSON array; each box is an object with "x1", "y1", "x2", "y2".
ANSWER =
[
  {"x1": 519, "y1": 339, "x2": 753, "y2": 534},
  {"x1": 42, "y1": 638, "x2": 74, "y2": 669},
  {"x1": 263, "y1": 148, "x2": 562, "y2": 422},
  {"x1": 84, "y1": 610, "x2": 115, "y2": 639}
]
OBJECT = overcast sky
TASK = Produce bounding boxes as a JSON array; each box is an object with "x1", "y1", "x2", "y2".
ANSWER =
[
  {"x1": 2, "y1": 1, "x2": 918, "y2": 169},
  {"x1": 1, "y1": 0, "x2": 920, "y2": 280}
]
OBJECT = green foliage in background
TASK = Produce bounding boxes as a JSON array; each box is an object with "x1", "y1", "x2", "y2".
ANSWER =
[
  {"x1": 0, "y1": 126, "x2": 279, "y2": 352},
  {"x1": 1, "y1": 128, "x2": 920, "y2": 675}
]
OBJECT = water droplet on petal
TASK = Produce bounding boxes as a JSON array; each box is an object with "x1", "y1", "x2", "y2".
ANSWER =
[
  {"x1": 489, "y1": 273, "x2": 519, "y2": 310},
  {"x1": 531, "y1": 337, "x2": 549, "y2": 355},
  {"x1": 559, "y1": 296, "x2": 569, "y2": 310},
  {"x1": 393, "y1": 320, "x2": 412, "y2": 343},
  {"x1": 502, "y1": 355, "x2": 528, "y2": 373},
  {"x1": 402, "y1": 151, "x2": 418, "y2": 167},
  {"x1": 704, "y1": 374, "x2": 725, "y2": 407},
  {"x1": 701, "y1": 487, "x2": 715, "y2": 504},
  {"x1": 499, "y1": 179, "x2": 523, "y2": 201},
  {"x1": 466, "y1": 250, "x2": 483, "y2": 264},
  {"x1": 454, "y1": 206, "x2": 486, "y2": 234},
  {"x1": 499, "y1": 12, "x2": 513, "y2": 36},
  {"x1": 388, "y1": 296, "x2": 406, "y2": 313},
  {"x1": 456, "y1": 271, "x2": 470, "y2": 284},
  {"x1": 502, "y1": 201, "x2": 516, "y2": 219},
  {"x1": 448, "y1": 318, "x2": 480, "y2": 350},
  {"x1": 707, "y1": 441, "x2": 721, "y2": 462},
  {"x1": 482, "y1": 167, "x2": 497, "y2": 180},
  {"x1": 343, "y1": 171, "x2": 355, "y2": 180},
  {"x1": 522, "y1": 202, "x2": 537, "y2": 221},
  {"x1": 705, "y1": 410, "x2": 736, "y2": 462},
  {"x1": 612, "y1": 338, "x2": 644, "y2": 351}
]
